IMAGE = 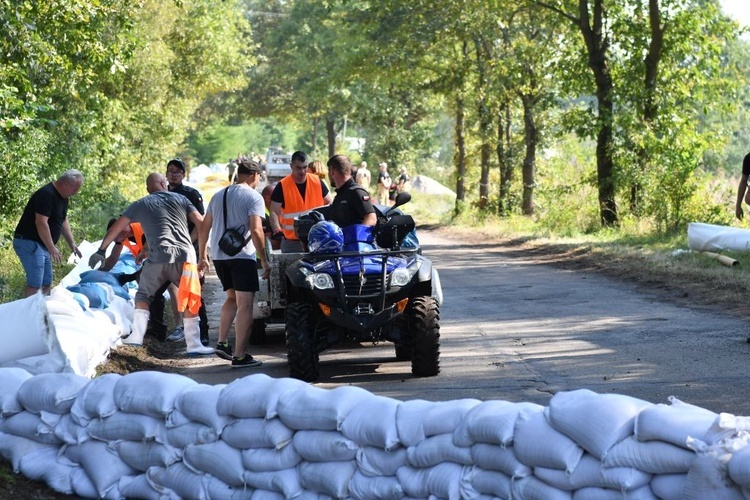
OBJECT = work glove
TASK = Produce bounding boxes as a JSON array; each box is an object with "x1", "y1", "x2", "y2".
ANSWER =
[
  {"x1": 271, "y1": 229, "x2": 284, "y2": 241},
  {"x1": 88, "y1": 248, "x2": 106, "y2": 269}
]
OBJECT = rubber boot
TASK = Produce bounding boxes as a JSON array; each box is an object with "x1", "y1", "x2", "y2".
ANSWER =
[
  {"x1": 124, "y1": 309, "x2": 149, "y2": 346},
  {"x1": 184, "y1": 317, "x2": 214, "y2": 355}
]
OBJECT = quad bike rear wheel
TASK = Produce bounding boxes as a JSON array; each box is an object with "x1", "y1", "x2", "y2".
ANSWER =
[
  {"x1": 285, "y1": 302, "x2": 319, "y2": 381},
  {"x1": 249, "y1": 318, "x2": 266, "y2": 345},
  {"x1": 410, "y1": 296, "x2": 440, "y2": 377}
]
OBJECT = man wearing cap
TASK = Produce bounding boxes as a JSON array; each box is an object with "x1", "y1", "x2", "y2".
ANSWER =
[
  {"x1": 14, "y1": 170, "x2": 84, "y2": 297},
  {"x1": 198, "y1": 160, "x2": 270, "y2": 368},
  {"x1": 162, "y1": 158, "x2": 211, "y2": 345},
  {"x1": 89, "y1": 173, "x2": 214, "y2": 355},
  {"x1": 269, "y1": 150, "x2": 333, "y2": 253}
]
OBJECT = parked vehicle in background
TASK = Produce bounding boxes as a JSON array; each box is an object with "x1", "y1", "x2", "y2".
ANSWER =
[{"x1": 263, "y1": 147, "x2": 292, "y2": 184}]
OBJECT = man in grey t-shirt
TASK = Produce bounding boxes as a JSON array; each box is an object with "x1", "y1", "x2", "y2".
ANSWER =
[{"x1": 90, "y1": 173, "x2": 214, "y2": 355}]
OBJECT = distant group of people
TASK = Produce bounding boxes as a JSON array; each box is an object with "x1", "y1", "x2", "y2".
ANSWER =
[{"x1": 12, "y1": 151, "x2": 412, "y2": 367}]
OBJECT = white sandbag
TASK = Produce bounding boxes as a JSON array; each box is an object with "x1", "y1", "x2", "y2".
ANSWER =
[
  {"x1": 512, "y1": 475, "x2": 572, "y2": 500},
  {"x1": 535, "y1": 454, "x2": 652, "y2": 491},
  {"x1": 69, "y1": 373, "x2": 121, "y2": 425},
  {"x1": 356, "y1": 446, "x2": 408, "y2": 477},
  {"x1": 635, "y1": 396, "x2": 717, "y2": 448},
  {"x1": 406, "y1": 432, "x2": 473, "y2": 467},
  {"x1": 467, "y1": 467, "x2": 512, "y2": 499},
  {"x1": 250, "y1": 490, "x2": 283, "y2": 500},
  {"x1": 277, "y1": 384, "x2": 372, "y2": 431},
  {"x1": 706, "y1": 413, "x2": 750, "y2": 445},
  {"x1": 650, "y1": 473, "x2": 688, "y2": 500},
  {"x1": 63, "y1": 440, "x2": 138, "y2": 498},
  {"x1": 298, "y1": 460, "x2": 357, "y2": 498},
  {"x1": 348, "y1": 470, "x2": 404, "y2": 500},
  {"x1": 396, "y1": 462, "x2": 463, "y2": 500},
  {"x1": 54, "y1": 413, "x2": 89, "y2": 445},
  {"x1": 396, "y1": 398, "x2": 481, "y2": 448},
  {"x1": 470, "y1": 442, "x2": 532, "y2": 478},
  {"x1": 105, "y1": 294, "x2": 134, "y2": 337},
  {"x1": 17, "y1": 372, "x2": 89, "y2": 414},
  {"x1": 728, "y1": 443, "x2": 750, "y2": 487},
  {"x1": 340, "y1": 394, "x2": 400, "y2": 450},
  {"x1": 18, "y1": 445, "x2": 76, "y2": 495},
  {"x1": 603, "y1": 435, "x2": 696, "y2": 474},
  {"x1": 242, "y1": 442, "x2": 302, "y2": 472},
  {"x1": 217, "y1": 373, "x2": 307, "y2": 419},
  {"x1": 683, "y1": 438, "x2": 745, "y2": 500},
  {"x1": 70, "y1": 466, "x2": 105, "y2": 500},
  {"x1": 183, "y1": 440, "x2": 246, "y2": 487},
  {"x1": 88, "y1": 411, "x2": 165, "y2": 442},
  {"x1": 114, "y1": 370, "x2": 198, "y2": 418},
  {"x1": 0, "y1": 410, "x2": 62, "y2": 444},
  {"x1": 453, "y1": 400, "x2": 543, "y2": 447},
  {"x1": 119, "y1": 473, "x2": 181, "y2": 500},
  {"x1": 546, "y1": 389, "x2": 652, "y2": 460},
  {"x1": 243, "y1": 468, "x2": 303, "y2": 498},
  {"x1": 514, "y1": 409, "x2": 584, "y2": 473},
  {"x1": 221, "y1": 417, "x2": 294, "y2": 450},
  {"x1": 175, "y1": 383, "x2": 231, "y2": 433},
  {"x1": 115, "y1": 440, "x2": 182, "y2": 471},
  {"x1": 572, "y1": 485, "x2": 658, "y2": 499},
  {"x1": 0, "y1": 431, "x2": 58, "y2": 471},
  {"x1": 0, "y1": 293, "x2": 52, "y2": 364},
  {"x1": 165, "y1": 408, "x2": 193, "y2": 428},
  {"x1": 293, "y1": 430, "x2": 359, "y2": 461},
  {"x1": 159, "y1": 421, "x2": 219, "y2": 448},
  {"x1": 687, "y1": 222, "x2": 750, "y2": 252},
  {"x1": 147, "y1": 463, "x2": 209, "y2": 500},
  {"x1": 204, "y1": 475, "x2": 255, "y2": 500},
  {"x1": 0, "y1": 367, "x2": 33, "y2": 416}
]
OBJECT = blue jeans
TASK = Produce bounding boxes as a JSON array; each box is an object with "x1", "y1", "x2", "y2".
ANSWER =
[{"x1": 13, "y1": 237, "x2": 52, "y2": 288}]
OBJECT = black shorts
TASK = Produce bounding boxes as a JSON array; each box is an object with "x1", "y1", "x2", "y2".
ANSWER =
[{"x1": 214, "y1": 259, "x2": 260, "y2": 292}]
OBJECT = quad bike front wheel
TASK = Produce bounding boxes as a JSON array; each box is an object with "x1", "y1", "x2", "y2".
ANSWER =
[
  {"x1": 285, "y1": 302, "x2": 319, "y2": 382},
  {"x1": 410, "y1": 296, "x2": 440, "y2": 377}
]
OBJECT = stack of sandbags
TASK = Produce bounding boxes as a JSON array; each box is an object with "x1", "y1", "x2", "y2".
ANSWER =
[{"x1": 6, "y1": 370, "x2": 750, "y2": 499}]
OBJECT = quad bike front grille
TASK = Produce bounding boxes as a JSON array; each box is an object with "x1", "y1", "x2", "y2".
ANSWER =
[{"x1": 341, "y1": 274, "x2": 387, "y2": 297}]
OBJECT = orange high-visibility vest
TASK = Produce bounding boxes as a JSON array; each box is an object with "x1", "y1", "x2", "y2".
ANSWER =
[
  {"x1": 122, "y1": 222, "x2": 145, "y2": 258},
  {"x1": 279, "y1": 174, "x2": 325, "y2": 240},
  {"x1": 177, "y1": 262, "x2": 202, "y2": 314}
]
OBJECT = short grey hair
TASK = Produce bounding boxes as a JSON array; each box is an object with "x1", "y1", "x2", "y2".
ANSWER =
[{"x1": 58, "y1": 169, "x2": 84, "y2": 186}]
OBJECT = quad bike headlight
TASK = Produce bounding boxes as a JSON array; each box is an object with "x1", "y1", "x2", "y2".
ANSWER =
[
  {"x1": 306, "y1": 273, "x2": 335, "y2": 290},
  {"x1": 391, "y1": 261, "x2": 421, "y2": 287}
]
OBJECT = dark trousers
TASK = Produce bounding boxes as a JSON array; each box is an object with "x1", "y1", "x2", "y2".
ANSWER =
[{"x1": 148, "y1": 275, "x2": 209, "y2": 341}]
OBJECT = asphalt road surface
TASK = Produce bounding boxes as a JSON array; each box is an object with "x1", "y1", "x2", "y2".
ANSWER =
[{"x1": 184, "y1": 229, "x2": 750, "y2": 416}]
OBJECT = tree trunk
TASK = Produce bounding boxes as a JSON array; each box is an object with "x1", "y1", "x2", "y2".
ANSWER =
[
  {"x1": 521, "y1": 94, "x2": 537, "y2": 215},
  {"x1": 497, "y1": 103, "x2": 513, "y2": 215},
  {"x1": 631, "y1": 0, "x2": 664, "y2": 214},
  {"x1": 579, "y1": 0, "x2": 617, "y2": 225},
  {"x1": 312, "y1": 117, "x2": 319, "y2": 156},
  {"x1": 325, "y1": 117, "x2": 336, "y2": 157},
  {"x1": 454, "y1": 96, "x2": 467, "y2": 216}
]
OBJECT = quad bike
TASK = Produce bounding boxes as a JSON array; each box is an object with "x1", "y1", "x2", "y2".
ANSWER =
[{"x1": 283, "y1": 192, "x2": 443, "y2": 382}]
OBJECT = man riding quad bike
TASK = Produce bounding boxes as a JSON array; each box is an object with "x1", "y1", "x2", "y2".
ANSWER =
[{"x1": 284, "y1": 192, "x2": 443, "y2": 382}]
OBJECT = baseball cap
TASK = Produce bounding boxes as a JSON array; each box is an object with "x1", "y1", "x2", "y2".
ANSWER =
[
  {"x1": 167, "y1": 158, "x2": 186, "y2": 172},
  {"x1": 237, "y1": 160, "x2": 262, "y2": 175}
]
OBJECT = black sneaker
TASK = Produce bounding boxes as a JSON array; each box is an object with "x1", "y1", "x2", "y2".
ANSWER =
[
  {"x1": 231, "y1": 355, "x2": 262, "y2": 368},
  {"x1": 200, "y1": 331, "x2": 210, "y2": 347},
  {"x1": 214, "y1": 342, "x2": 232, "y2": 361}
]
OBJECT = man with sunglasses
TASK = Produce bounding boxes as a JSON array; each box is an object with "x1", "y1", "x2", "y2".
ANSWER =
[{"x1": 159, "y1": 158, "x2": 211, "y2": 345}]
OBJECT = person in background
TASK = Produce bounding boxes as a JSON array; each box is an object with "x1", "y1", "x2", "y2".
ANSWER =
[
  {"x1": 13, "y1": 170, "x2": 84, "y2": 297},
  {"x1": 735, "y1": 152, "x2": 750, "y2": 220},
  {"x1": 261, "y1": 183, "x2": 280, "y2": 251},
  {"x1": 163, "y1": 158, "x2": 210, "y2": 346},
  {"x1": 198, "y1": 160, "x2": 270, "y2": 368},
  {"x1": 89, "y1": 173, "x2": 214, "y2": 355},
  {"x1": 327, "y1": 154, "x2": 377, "y2": 228},
  {"x1": 227, "y1": 159, "x2": 237, "y2": 183},
  {"x1": 397, "y1": 166, "x2": 410, "y2": 192},
  {"x1": 376, "y1": 162, "x2": 392, "y2": 205},
  {"x1": 355, "y1": 161, "x2": 371, "y2": 190},
  {"x1": 307, "y1": 159, "x2": 328, "y2": 181},
  {"x1": 269, "y1": 150, "x2": 333, "y2": 252}
]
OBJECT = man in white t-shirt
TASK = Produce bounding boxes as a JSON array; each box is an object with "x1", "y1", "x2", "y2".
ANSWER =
[{"x1": 198, "y1": 160, "x2": 270, "y2": 368}]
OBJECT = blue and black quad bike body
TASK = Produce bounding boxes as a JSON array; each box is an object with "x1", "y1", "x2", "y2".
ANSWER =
[{"x1": 284, "y1": 192, "x2": 443, "y2": 382}]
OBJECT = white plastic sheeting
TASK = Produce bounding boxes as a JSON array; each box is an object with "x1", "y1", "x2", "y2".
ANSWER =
[
  {"x1": 3, "y1": 370, "x2": 750, "y2": 499},
  {"x1": 687, "y1": 223, "x2": 750, "y2": 252}
]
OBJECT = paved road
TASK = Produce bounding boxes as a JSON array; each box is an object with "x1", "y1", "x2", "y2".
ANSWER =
[{"x1": 183, "y1": 230, "x2": 750, "y2": 416}]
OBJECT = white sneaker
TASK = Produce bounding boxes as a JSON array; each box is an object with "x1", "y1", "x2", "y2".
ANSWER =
[{"x1": 166, "y1": 326, "x2": 185, "y2": 342}]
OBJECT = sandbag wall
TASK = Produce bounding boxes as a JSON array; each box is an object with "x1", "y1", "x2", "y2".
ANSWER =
[{"x1": 2, "y1": 368, "x2": 750, "y2": 500}]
